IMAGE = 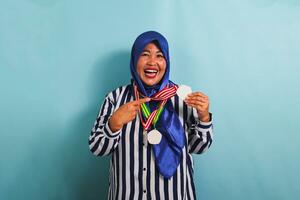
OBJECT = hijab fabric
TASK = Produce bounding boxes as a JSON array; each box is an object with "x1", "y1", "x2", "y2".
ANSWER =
[{"x1": 130, "y1": 31, "x2": 186, "y2": 179}]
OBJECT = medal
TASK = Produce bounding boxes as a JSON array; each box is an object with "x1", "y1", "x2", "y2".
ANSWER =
[
  {"x1": 134, "y1": 84, "x2": 177, "y2": 131},
  {"x1": 176, "y1": 85, "x2": 192, "y2": 100},
  {"x1": 133, "y1": 83, "x2": 179, "y2": 145},
  {"x1": 147, "y1": 129, "x2": 162, "y2": 144}
]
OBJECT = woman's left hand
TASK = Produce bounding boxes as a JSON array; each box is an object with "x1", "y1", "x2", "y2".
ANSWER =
[{"x1": 184, "y1": 92, "x2": 210, "y2": 122}]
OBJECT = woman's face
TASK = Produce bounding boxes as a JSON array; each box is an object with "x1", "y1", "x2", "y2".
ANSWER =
[{"x1": 136, "y1": 42, "x2": 167, "y2": 86}]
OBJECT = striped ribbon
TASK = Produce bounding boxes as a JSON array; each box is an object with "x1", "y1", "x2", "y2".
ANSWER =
[{"x1": 134, "y1": 83, "x2": 178, "y2": 130}]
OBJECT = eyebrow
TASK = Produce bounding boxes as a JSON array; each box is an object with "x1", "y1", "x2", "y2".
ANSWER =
[{"x1": 142, "y1": 50, "x2": 163, "y2": 53}]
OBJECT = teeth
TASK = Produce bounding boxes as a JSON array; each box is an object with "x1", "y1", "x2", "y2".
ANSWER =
[{"x1": 145, "y1": 69, "x2": 158, "y2": 73}]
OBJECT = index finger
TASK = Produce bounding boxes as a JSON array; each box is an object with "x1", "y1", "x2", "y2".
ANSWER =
[
  {"x1": 187, "y1": 92, "x2": 207, "y2": 98},
  {"x1": 132, "y1": 97, "x2": 151, "y2": 105}
]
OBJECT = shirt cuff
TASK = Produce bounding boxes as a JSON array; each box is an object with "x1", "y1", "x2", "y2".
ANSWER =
[
  {"x1": 193, "y1": 109, "x2": 213, "y2": 129},
  {"x1": 103, "y1": 117, "x2": 122, "y2": 139}
]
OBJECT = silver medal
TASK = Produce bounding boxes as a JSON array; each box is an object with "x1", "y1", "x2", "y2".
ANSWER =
[
  {"x1": 147, "y1": 129, "x2": 162, "y2": 144},
  {"x1": 176, "y1": 85, "x2": 192, "y2": 100}
]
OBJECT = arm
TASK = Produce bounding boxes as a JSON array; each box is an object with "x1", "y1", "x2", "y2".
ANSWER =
[
  {"x1": 187, "y1": 108, "x2": 213, "y2": 154},
  {"x1": 184, "y1": 91, "x2": 214, "y2": 154},
  {"x1": 88, "y1": 92, "x2": 150, "y2": 156},
  {"x1": 88, "y1": 94, "x2": 122, "y2": 156}
]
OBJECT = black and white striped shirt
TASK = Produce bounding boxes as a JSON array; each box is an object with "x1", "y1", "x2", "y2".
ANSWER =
[{"x1": 89, "y1": 84, "x2": 213, "y2": 200}]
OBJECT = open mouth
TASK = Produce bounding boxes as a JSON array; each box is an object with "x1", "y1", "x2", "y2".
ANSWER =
[{"x1": 144, "y1": 68, "x2": 158, "y2": 78}]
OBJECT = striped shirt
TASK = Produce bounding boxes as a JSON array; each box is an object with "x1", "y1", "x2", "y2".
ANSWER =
[{"x1": 89, "y1": 84, "x2": 213, "y2": 200}]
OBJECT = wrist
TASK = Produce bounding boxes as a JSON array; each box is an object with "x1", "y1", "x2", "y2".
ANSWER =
[
  {"x1": 109, "y1": 116, "x2": 123, "y2": 132},
  {"x1": 199, "y1": 113, "x2": 210, "y2": 122}
]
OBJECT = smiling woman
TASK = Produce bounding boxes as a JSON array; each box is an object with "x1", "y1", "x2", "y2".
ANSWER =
[
  {"x1": 136, "y1": 42, "x2": 167, "y2": 86},
  {"x1": 89, "y1": 31, "x2": 214, "y2": 200}
]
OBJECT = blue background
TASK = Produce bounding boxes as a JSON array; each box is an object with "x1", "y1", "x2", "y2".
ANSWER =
[{"x1": 1, "y1": 0, "x2": 299, "y2": 199}]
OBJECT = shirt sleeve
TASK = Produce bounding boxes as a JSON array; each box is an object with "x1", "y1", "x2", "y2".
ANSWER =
[
  {"x1": 88, "y1": 94, "x2": 122, "y2": 156},
  {"x1": 187, "y1": 108, "x2": 214, "y2": 154}
]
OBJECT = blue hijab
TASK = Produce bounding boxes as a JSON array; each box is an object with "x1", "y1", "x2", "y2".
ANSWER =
[{"x1": 130, "y1": 31, "x2": 186, "y2": 179}]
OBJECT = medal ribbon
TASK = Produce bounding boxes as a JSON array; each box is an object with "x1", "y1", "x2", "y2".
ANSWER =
[{"x1": 134, "y1": 84, "x2": 178, "y2": 130}]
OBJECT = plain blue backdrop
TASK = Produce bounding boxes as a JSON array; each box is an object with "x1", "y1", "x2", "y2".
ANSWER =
[{"x1": 1, "y1": 0, "x2": 300, "y2": 199}]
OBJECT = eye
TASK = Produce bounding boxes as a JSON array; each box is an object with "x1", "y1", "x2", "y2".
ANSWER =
[
  {"x1": 157, "y1": 53, "x2": 164, "y2": 58},
  {"x1": 141, "y1": 52, "x2": 150, "y2": 56}
]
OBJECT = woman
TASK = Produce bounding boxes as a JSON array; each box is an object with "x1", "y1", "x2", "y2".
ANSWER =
[{"x1": 89, "y1": 31, "x2": 213, "y2": 200}]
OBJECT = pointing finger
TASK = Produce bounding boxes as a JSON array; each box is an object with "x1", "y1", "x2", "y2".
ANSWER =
[{"x1": 133, "y1": 97, "x2": 151, "y2": 105}]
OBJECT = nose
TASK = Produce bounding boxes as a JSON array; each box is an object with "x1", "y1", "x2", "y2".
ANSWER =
[{"x1": 147, "y1": 55, "x2": 157, "y2": 65}]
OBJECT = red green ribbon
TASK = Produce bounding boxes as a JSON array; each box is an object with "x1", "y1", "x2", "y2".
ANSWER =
[{"x1": 134, "y1": 83, "x2": 178, "y2": 130}]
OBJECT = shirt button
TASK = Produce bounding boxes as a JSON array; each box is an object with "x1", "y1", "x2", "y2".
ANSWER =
[
  {"x1": 143, "y1": 190, "x2": 146, "y2": 193},
  {"x1": 143, "y1": 168, "x2": 146, "y2": 171}
]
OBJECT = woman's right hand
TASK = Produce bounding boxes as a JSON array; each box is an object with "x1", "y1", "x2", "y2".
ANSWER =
[{"x1": 109, "y1": 98, "x2": 151, "y2": 132}]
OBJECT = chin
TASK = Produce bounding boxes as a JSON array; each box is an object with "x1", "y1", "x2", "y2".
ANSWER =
[
  {"x1": 144, "y1": 82, "x2": 156, "y2": 86},
  {"x1": 142, "y1": 79, "x2": 159, "y2": 86}
]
